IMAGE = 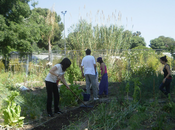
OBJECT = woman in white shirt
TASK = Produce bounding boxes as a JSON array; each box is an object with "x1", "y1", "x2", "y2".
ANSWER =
[{"x1": 45, "y1": 58, "x2": 71, "y2": 117}]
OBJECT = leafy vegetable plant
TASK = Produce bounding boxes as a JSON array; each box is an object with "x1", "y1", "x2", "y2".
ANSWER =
[{"x1": 2, "y1": 91, "x2": 25, "y2": 128}]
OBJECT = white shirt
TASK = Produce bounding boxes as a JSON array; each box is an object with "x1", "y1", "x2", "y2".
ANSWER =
[
  {"x1": 45, "y1": 64, "x2": 65, "y2": 83},
  {"x1": 81, "y1": 55, "x2": 96, "y2": 75}
]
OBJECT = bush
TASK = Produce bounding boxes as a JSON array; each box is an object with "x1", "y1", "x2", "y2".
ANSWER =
[{"x1": 0, "y1": 60, "x2": 5, "y2": 72}]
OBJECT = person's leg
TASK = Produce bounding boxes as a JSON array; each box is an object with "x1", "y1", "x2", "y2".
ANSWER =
[
  {"x1": 165, "y1": 79, "x2": 172, "y2": 95},
  {"x1": 104, "y1": 73, "x2": 108, "y2": 96},
  {"x1": 45, "y1": 81, "x2": 53, "y2": 114},
  {"x1": 85, "y1": 74, "x2": 91, "y2": 94},
  {"x1": 53, "y1": 83, "x2": 59, "y2": 113},
  {"x1": 99, "y1": 76, "x2": 105, "y2": 96},
  {"x1": 89, "y1": 74, "x2": 98, "y2": 98},
  {"x1": 96, "y1": 74, "x2": 99, "y2": 90},
  {"x1": 159, "y1": 82, "x2": 167, "y2": 96}
]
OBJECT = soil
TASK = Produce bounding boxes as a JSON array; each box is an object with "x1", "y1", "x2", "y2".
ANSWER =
[{"x1": 32, "y1": 102, "x2": 98, "y2": 130}]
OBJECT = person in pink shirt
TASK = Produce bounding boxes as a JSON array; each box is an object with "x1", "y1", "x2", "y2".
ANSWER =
[{"x1": 97, "y1": 57, "x2": 108, "y2": 98}]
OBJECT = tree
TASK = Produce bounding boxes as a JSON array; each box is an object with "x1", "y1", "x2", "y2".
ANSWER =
[
  {"x1": 121, "y1": 30, "x2": 133, "y2": 49},
  {"x1": 149, "y1": 36, "x2": 175, "y2": 51},
  {"x1": 149, "y1": 37, "x2": 165, "y2": 50},
  {"x1": 0, "y1": 0, "x2": 39, "y2": 55},
  {"x1": 0, "y1": 0, "x2": 47, "y2": 71},
  {"x1": 133, "y1": 31, "x2": 141, "y2": 37},
  {"x1": 129, "y1": 31, "x2": 146, "y2": 49},
  {"x1": 130, "y1": 36, "x2": 146, "y2": 49},
  {"x1": 32, "y1": 8, "x2": 64, "y2": 53}
]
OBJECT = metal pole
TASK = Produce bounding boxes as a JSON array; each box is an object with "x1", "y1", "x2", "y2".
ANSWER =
[{"x1": 61, "y1": 11, "x2": 67, "y2": 55}]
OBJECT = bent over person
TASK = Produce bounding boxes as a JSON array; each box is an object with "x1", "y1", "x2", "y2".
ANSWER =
[
  {"x1": 45, "y1": 58, "x2": 71, "y2": 117},
  {"x1": 81, "y1": 49, "x2": 99, "y2": 100}
]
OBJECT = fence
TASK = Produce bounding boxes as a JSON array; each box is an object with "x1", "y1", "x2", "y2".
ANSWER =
[{"x1": 0, "y1": 49, "x2": 175, "y2": 76}]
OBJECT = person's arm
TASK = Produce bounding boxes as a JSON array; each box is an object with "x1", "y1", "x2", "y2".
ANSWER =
[
  {"x1": 49, "y1": 66, "x2": 58, "y2": 77},
  {"x1": 101, "y1": 63, "x2": 105, "y2": 78},
  {"x1": 94, "y1": 64, "x2": 96, "y2": 73},
  {"x1": 60, "y1": 74, "x2": 70, "y2": 89},
  {"x1": 81, "y1": 66, "x2": 84, "y2": 78}
]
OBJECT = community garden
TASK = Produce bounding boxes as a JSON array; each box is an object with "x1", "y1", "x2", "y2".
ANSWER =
[
  {"x1": 0, "y1": 48, "x2": 175, "y2": 130},
  {"x1": 1, "y1": 1, "x2": 175, "y2": 129}
]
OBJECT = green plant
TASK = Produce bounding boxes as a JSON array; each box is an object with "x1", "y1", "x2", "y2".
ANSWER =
[
  {"x1": 2, "y1": 91, "x2": 25, "y2": 128},
  {"x1": 125, "y1": 82, "x2": 130, "y2": 101},
  {"x1": 60, "y1": 73, "x2": 84, "y2": 106},
  {"x1": 132, "y1": 78, "x2": 141, "y2": 102},
  {"x1": 0, "y1": 60, "x2": 5, "y2": 72}
]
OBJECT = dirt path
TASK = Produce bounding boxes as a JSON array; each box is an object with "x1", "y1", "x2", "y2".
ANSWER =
[{"x1": 32, "y1": 102, "x2": 98, "y2": 130}]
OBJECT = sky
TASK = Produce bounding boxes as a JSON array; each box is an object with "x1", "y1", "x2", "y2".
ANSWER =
[{"x1": 29, "y1": 0, "x2": 175, "y2": 47}]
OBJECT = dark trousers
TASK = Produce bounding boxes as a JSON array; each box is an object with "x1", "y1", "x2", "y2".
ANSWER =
[
  {"x1": 159, "y1": 79, "x2": 172, "y2": 96},
  {"x1": 45, "y1": 81, "x2": 59, "y2": 114}
]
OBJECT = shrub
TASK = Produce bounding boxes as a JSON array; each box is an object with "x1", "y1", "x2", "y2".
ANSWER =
[{"x1": 0, "y1": 60, "x2": 5, "y2": 72}]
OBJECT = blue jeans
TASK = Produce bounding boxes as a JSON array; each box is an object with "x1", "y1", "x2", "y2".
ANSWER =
[{"x1": 159, "y1": 79, "x2": 172, "y2": 96}]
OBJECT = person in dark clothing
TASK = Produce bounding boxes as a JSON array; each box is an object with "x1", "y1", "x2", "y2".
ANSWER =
[
  {"x1": 45, "y1": 58, "x2": 71, "y2": 117},
  {"x1": 159, "y1": 56, "x2": 172, "y2": 97}
]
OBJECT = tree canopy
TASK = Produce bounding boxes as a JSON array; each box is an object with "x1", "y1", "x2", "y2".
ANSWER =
[
  {"x1": 149, "y1": 36, "x2": 175, "y2": 52},
  {"x1": 129, "y1": 31, "x2": 146, "y2": 49},
  {"x1": 0, "y1": 1, "x2": 64, "y2": 57}
]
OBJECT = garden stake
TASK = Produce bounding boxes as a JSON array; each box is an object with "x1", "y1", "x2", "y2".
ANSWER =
[{"x1": 67, "y1": 87, "x2": 93, "y2": 108}]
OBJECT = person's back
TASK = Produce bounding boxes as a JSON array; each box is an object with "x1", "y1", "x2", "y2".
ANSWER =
[{"x1": 81, "y1": 55, "x2": 96, "y2": 75}]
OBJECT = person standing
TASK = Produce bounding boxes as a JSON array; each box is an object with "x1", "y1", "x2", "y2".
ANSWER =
[
  {"x1": 159, "y1": 56, "x2": 172, "y2": 97},
  {"x1": 81, "y1": 49, "x2": 99, "y2": 100},
  {"x1": 97, "y1": 57, "x2": 108, "y2": 98},
  {"x1": 45, "y1": 58, "x2": 71, "y2": 117}
]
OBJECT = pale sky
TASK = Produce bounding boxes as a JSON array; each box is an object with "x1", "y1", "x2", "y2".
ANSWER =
[{"x1": 29, "y1": 0, "x2": 175, "y2": 47}]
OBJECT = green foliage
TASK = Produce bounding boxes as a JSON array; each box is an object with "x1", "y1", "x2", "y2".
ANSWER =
[
  {"x1": 33, "y1": 8, "x2": 64, "y2": 50},
  {"x1": 150, "y1": 36, "x2": 175, "y2": 51},
  {"x1": 125, "y1": 48, "x2": 160, "y2": 78},
  {"x1": 60, "y1": 72, "x2": 84, "y2": 106},
  {"x1": 66, "y1": 57, "x2": 82, "y2": 82},
  {"x1": 60, "y1": 84, "x2": 84, "y2": 107},
  {"x1": 125, "y1": 82, "x2": 130, "y2": 101},
  {"x1": 67, "y1": 19, "x2": 133, "y2": 52},
  {"x1": 130, "y1": 36, "x2": 146, "y2": 49},
  {"x1": 132, "y1": 78, "x2": 141, "y2": 102},
  {"x1": 19, "y1": 90, "x2": 47, "y2": 120},
  {"x1": 2, "y1": 91, "x2": 25, "y2": 128},
  {"x1": 0, "y1": 60, "x2": 5, "y2": 72}
]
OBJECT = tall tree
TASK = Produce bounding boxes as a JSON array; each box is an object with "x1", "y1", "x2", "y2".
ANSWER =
[
  {"x1": 130, "y1": 36, "x2": 146, "y2": 49},
  {"x1": 149, "y1": 36, "x2": 175, "y2": 51},
  {"x1": 0, "y1": 0, "x2": 39, "y2": 55},
  {"x1": 129, "y1": 31, "x2": 146, "y2": 49},
  {"x1": 32, "y1": 8, "x2": 64, "y2": 52}
]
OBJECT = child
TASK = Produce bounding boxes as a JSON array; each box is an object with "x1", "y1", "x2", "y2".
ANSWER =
[{"x1": 97, "y1": 57, "x2": 108, "y2": 98}]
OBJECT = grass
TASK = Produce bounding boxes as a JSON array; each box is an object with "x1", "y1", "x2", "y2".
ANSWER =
[{"x1": 65, "y1": 88, "x2": 175, "y2": 130}]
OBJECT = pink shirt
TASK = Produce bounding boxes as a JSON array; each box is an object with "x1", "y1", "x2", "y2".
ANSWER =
[{"x1": 100, "y1": 66, "x2": 107, "y2": 74}]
